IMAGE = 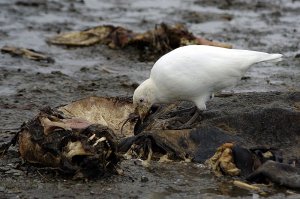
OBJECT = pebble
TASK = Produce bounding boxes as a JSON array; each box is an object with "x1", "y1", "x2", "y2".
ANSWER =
[
  {"x1": 0, "y1": 166, "x2": 10, "y2": 172},
  {"x1": 0, "y1": 186, "x2": 5, "y2": 192},
  {"x1": 5, "y1": 169, "x2": 23, "y2": 176},
  {"x1": 141, "y1": 176, "x2": 149, "y2": 183}
]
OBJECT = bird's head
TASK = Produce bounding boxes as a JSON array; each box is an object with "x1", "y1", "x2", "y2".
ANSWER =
[{"x1": 133, "y1": 79, "x2": 156, "y2": 122}]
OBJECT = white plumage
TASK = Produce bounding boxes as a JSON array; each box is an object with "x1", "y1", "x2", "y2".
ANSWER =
[{"x1": 133, "y1": 45, "x2": 282, "y2": 119}]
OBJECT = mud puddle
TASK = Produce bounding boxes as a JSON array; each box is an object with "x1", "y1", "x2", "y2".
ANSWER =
[{"x1": 1, "y1": 0, "x2": 300, "y2": 198}]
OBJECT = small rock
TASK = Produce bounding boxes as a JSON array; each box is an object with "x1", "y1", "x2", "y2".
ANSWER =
[
  {"x1": 0, "y1": 166, "x2": 10, "y2": 172},
  {"x1": 51, "y1": 71, "x2": 65, "y2": 76},
  {"x1": 241, "y1": 76, "x2": 251, "y2": 80},
  {"x1": 0, "y1": 186, "x2": 5, "y2": 192},
  {"x1": 141, "y1": 176, "x2": 149, "y2": 183},
  {"x1": 10, "y1": 158, "x2": 21, "y2": 164},
  {"x1": 5, "y1": 169, "x2": 23, "y2": 176}
]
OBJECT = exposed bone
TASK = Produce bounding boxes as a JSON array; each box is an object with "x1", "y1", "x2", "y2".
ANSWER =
[
  {"x1": 105, "y1": 149, "x2": 112, "y2": 159},
  {"x1": 233, "y1": 180, "x2": 261, "y2": 191},
  {"x1": 18, "y1": 105, "x2": 121, "y2": 178},
  {"x1": 184, "y1": 158, "x2": 192, "y2": 163},
  {"x1": 124, "y1": 143, "x2": 141, "y2": 160},
  {"x1": 123, "y1": 150, "x2": 133, "y2": 160},
  {"x1": 93, "y1": 137, "x2": 106, "y2": 147},
  {"x1": 88, "y1": 134, "x2": 96, "y2": 141},
  {"x1": 158, "y1": 154, "x2": 173, "y2": 163},
  {"x1": 65, "y1": 141, "x2": 92, "y2": 159},
  {"x1": 262, "y1": 151, "x2": 273, "y2": 159},
  {"x1": 116, "y1": 168, "x2": 124, "y2": 175},
  {"x1": 142, "y1": 144, "x2": 153, "y2": 168},
  {"x1": 137, "y1": 147, "x2": 145, "y2": 159},
  {"x1": 141, "y1": 160, "x2": 150, "y2": 168}
]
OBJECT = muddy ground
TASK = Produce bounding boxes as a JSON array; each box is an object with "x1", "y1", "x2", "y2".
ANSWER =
[{"x1": 0, "y1": 0, "x2": 300, "y2": 198}]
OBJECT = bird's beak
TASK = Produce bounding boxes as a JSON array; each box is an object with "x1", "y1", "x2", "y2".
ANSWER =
[{"x1": 134, "y1": 105, "x2": 149, "y2": 123}]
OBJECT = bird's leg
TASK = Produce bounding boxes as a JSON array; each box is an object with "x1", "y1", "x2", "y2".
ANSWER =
[
  {"x1": 178, "y1": 95, "x2": 209, "y2": 129},
  {"x1": 179, "y1": 108, "x2": 202, "y2": 129},
  {"x1": 168, "y1": 102, "x2": 197, "y2": 117}
]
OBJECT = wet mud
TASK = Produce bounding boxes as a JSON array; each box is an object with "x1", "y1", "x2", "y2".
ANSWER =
[{"x1": 1, "y1": 0, "x2": 300, "y2": 198}]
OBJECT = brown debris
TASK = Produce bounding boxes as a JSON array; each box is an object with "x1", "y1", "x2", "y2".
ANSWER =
[
  {"x1": 130, "y1": 23, "x2": 232, "y2": 52},
  {"x1": 47, "y1": 23, "x2": 232, "y2": 54},
  {"x1": 48, "y1": 25, "x2": 132, "y2": 47},
  {"x1": 1, "y1": 45, "x2": 54, "y2": 63}
]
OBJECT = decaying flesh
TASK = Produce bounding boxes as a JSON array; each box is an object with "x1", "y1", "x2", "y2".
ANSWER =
[
  {"x1": 205, "y1": 143, "x2": 241, "y2": 177},
  {"x1": 58, "y1": 96, "x2": 136, "y2": 137},
  {"x1": 118, "y1": 92, "x2": 300, "y2": 190},
  {"x1": 15, "y1": 93, "x2": 300, "y2": 189},
  {"x1": 246, "y1": 160, "x2": 300, "y2": 189},
  {"x1": 205, "y1": 143, "x2": 287, "y2": 178},
  {"x1": 119, "y1": 129, "x2": 198, "y2": 165},
  {"x1": 18, "y1": 107, "x2": 120, "y2": 179},
  {"x1": 48, "y1": 23, "x2": 232, "y2": 55},
  {"x1": 17, "y1": 97, "x2": 138, "y2": 178}
]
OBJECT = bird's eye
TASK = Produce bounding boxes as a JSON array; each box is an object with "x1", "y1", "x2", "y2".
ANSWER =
[{"x1": 139, "y1": 98, "x2": 144, "y2": 103}]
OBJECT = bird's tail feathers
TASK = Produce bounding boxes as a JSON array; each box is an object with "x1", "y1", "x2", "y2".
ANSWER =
[{"x1": 257, "y1": 53, "x2": 282, "y2": 63}]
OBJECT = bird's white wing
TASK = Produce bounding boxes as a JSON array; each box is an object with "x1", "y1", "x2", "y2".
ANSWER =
[{"x1": 150, "y1": 45, "x2": 281, "y2": 102}]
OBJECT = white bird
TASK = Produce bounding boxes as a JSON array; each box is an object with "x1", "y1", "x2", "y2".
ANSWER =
[{"x1": 133, "y1": 45, "x2": 282, "y2": 123}]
